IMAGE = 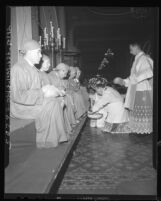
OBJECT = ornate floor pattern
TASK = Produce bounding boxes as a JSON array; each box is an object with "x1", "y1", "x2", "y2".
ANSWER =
[{"x1": 58, "y1": 120, "x2": 156, "y2": 195}]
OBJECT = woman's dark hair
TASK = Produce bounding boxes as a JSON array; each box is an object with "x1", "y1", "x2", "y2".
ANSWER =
[
  {"x1": 95, "y1": 82, "x2": 107, "y2": 89},
  {"x1": 87, "y1": 76, "x2": 110, "y2": 91}
]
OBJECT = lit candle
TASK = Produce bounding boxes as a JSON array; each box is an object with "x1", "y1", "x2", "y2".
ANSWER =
[{"x1": 63, "y1": 37, "x2": 66, "y2": 49}]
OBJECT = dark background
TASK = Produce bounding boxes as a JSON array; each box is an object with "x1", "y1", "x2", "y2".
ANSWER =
[{"x1": 64, "y1": 7, "x2": 156, "y2": 81}]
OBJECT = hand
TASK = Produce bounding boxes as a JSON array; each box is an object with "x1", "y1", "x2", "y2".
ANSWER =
[
  {"x1": 130, "y1": 75, "x2": 137, "y2": 84},
  {"x1": 88, "y1": 111, "x2": 93, "y2": 115},
  {"x1": 113, "y1": 77, "x2": 125, "y2": 86},
  {"x1": 60, "y1": 99, "x2": 65, "y2": 107},
  {"x1": 42, "y1": 84, "x2": 51, "y2": 93},
  {"x1": 58, "y1": 89, "x2": 66, "y2": 97},
  {"x1": 42, "y1": 85, "x2": 60, "y2": 98}
]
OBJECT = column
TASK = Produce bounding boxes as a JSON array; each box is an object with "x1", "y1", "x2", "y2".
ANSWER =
[{"x1": 16, "y1": 7, "x2": 32, "y2": 60}]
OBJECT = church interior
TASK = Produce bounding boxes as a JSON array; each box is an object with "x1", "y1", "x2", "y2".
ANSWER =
[{"x1": 4, "y1": 6, "x2": 159, "y2": 199}]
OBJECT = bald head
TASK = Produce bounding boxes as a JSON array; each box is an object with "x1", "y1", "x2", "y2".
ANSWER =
[
  {"x1": 22, "y1": 40, "x2": 42, "y2": 65},
  {"x1": 41, "y1": 54, "x2": 50, "y2": 72},
  {"x1": 56, "y1": 63, "x2": 69, "y2": 71},
  {"x1": 21, "y1": 40, "x2": 41, "y2": 54},
  {"x1": 75, "y1": 67, "x2": 81, "y2": 79},
  {"x1": 69, "y1": 66, "x2": 77, "y2": 79}
]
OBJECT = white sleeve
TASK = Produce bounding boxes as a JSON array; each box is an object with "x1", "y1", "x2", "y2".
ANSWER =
[
  {"x1": 92, "y1": 93, "x2": 110, "y2": 112},
  {"x1": 123, "y1": 77, "x2": 130, "y2": 87},
  {"x1": 136, "y1": 57, "x2": 153, "y2": 83}
]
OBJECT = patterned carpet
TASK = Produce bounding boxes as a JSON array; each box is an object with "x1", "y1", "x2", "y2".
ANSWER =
[{"x1": 58, "y1": 120, "x2": 156, "y2": 195}]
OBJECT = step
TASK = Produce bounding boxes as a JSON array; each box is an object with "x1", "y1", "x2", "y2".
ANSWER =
[{"x1": 5, "y1": 116, "x2": 87, "y2": 195}]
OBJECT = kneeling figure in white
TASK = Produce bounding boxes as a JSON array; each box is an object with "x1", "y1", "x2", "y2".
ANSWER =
[{"x1": 90, "y1": 82, "x2": 129, "y2": 132}]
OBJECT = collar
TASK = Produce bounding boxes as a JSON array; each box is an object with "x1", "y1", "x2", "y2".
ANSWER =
[
  {"x1": 135, "y1": 51, "x2": 144, "y2": 60},
  {"x1": 24, "y1": 57, "x2": 40, "y2": 71},
  {"x1": 24, "y1": 57, "x2": 35, "y2": 67}
]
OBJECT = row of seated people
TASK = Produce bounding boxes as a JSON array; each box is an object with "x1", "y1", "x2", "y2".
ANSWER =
[{"x1": 10, "y1": 40, "x2": 89, "y2": 149}]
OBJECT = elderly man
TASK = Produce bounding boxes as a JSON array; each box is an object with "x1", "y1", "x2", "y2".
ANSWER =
[{"x1": 10, "y1": 40, "x2": 69, "y2": 148}]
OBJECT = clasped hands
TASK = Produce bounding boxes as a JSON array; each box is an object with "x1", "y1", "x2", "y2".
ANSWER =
[{"x1": 113, "y1": 77, "x2": 125, "y2": 86}]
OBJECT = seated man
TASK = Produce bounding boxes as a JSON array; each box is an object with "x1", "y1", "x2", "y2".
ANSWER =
[{"x1": 10, "y1": 40, "x2": 69, "y2": 148}]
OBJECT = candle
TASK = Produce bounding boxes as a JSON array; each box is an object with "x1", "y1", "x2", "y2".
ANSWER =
[
  {"x1": 39, "y1": 36, "x2": 41, "y2": 46},
  {"x1": 46, "y1": 34, "x2": 48, "y2": 45},
  {"x1": 63, "y1": 37, "x2": 66, "y2": 49},
  {"x1": 51, "y1": 26, "x2": 54, "y2": 38},
  {"x1": 44, "y1": 39, "x2": 46, "y2": 48},
  {"x1": 44, "y1": 27, "x2": 46, "y2": 38},
  {"x1": 59, "y1": 34, "x2": 61, "y2": 46},
  {"x1": 57, "y1": 27, "x2": 60, "y2": 39},
  {"x1": 56, "y1": 38, "x2": 58, "y2": 49},
  {"x1": 50, "y1": 21, "x2": 52, "y2": 31},
  {"x1": 50, "y1": 21, "x2": 53, "y2": 37}
]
